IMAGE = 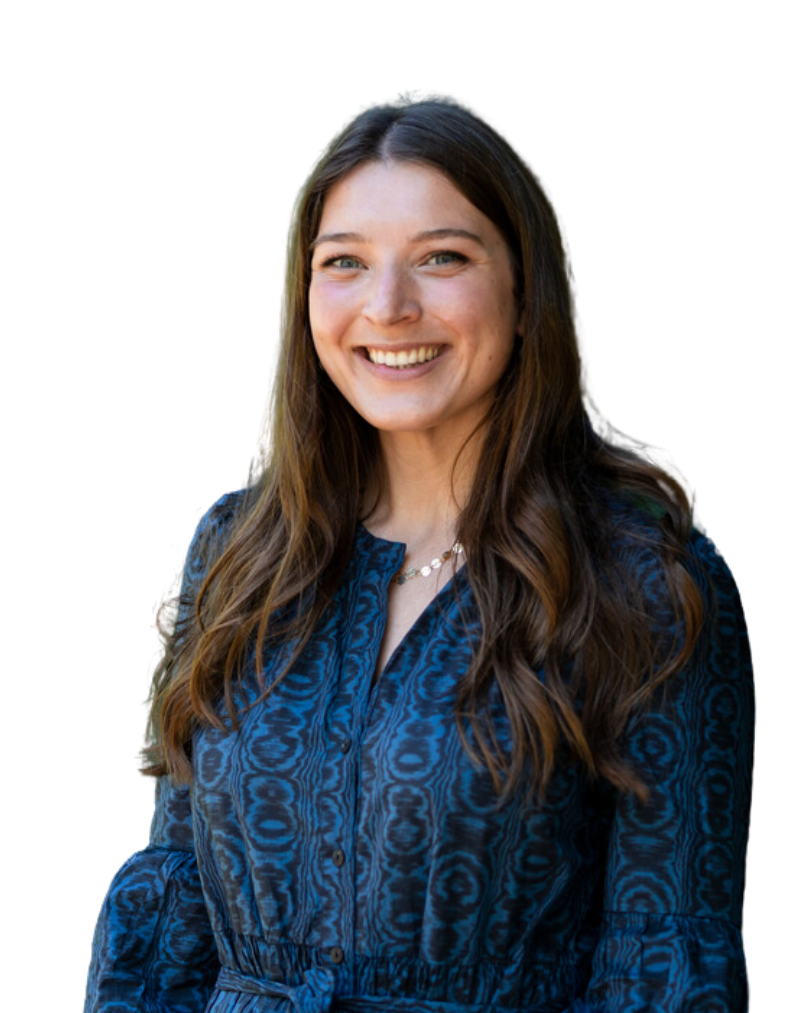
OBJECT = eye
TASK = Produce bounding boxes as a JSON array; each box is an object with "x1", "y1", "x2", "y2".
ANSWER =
[
  {"x1": 425, "y1": 251, "x2": 467, "y2": 267},
  {"x1": 322, "y1": 255, "x2": 364, "y2": 270}
]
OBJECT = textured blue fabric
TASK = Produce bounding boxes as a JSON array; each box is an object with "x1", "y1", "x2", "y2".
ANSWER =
[{"x1": 85, "y1": 492, "x2": 754, "y2": 1012}]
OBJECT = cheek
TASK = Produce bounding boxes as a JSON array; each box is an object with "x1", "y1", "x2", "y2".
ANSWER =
[
  {"x1": 307, "y1": 297, "x2": 334, "y2": 377},
  {"x1": 461, "y1": 294, "x2": 518, "y2": 356},
  {"x1": 309, "y1": 283, "x2": 359, "y2": 350}
]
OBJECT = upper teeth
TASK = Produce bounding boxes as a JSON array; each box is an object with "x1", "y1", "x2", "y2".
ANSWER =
[{"x1": 368, "y1": 346, "x2": 442, "y2": 367}]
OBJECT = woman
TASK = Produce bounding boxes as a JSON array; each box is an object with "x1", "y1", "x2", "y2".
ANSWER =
[{"x1": 86, "y1": 98, "x2": 754, "y2": 1012}]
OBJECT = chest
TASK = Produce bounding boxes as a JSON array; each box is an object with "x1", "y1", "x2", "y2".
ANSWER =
[{"x1": 374, "y1": 565, "x2": 458, "y2": 679}]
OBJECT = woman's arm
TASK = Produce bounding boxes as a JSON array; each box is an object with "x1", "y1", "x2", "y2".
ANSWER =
[
  {"x1": 575, "y1": 531, "x2": 754, "y2": 1011},
  {"x1": 85, "y1": 494, "x2": 244, "y2": 1011}
]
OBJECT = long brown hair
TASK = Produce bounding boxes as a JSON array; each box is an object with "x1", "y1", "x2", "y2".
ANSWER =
[{"x1": 144, "y1": 97, "x2": 702, "y2": 796}]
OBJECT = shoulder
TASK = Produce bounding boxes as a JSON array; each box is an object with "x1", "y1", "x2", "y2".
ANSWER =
[
  {"x1": 601, "y1": 495, "x2": 746, "y2": 629},
  {"x1": 603, "y1": 492, "x2": 679, "y2": 548},
  {"x1": 613, "y1": 507, "x2": 754, "y2": 788},
  {"x1": 181, "y1": 488, "x2": 253, "y2": 586}
]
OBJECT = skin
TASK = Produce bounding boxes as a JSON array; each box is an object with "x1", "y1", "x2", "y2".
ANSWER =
[{"x1": 308, "y1": 161, "x2": 521, "y2": 676}]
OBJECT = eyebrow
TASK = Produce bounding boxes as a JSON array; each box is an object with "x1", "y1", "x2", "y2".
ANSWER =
[{"x1": 310, "y1": 227, "x2": 485, "y2": 250}]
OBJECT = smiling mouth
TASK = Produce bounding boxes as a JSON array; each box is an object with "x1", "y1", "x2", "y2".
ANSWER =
[{"x1": 366, "y1": 345, "x2": 444, "y2": 369}]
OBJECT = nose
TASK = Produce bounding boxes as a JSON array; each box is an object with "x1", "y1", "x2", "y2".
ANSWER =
[{"x1": 363, "y1": 264, "x2": 421, "y2": 327}]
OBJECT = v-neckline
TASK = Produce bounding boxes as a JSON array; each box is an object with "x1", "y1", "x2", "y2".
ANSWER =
[{"x1": 355, "y1": 525, "x2": 468, "y2": 694}]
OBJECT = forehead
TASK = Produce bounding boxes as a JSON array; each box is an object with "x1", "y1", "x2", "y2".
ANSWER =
[{"x1": 317, "y1": 161, "x2": 495, "y2": 237}]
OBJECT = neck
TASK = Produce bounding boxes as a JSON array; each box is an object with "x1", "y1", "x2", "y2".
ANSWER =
[{"x1": 363, "y1": 427, "x2": 483, "y2": 549}]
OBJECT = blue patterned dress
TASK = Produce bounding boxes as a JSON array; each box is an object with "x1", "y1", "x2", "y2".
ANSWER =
[{"x1": 85, "y1": 491, "x2": 754, "y2": 1012}]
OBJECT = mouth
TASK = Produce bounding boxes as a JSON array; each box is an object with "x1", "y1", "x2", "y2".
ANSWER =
[{"x1": 365, "y1": 345, "x2": 444, "y2": 369}]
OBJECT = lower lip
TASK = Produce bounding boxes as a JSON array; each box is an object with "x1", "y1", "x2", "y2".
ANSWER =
[{"x1": 358, "y1": 350, "x2": 446, "y2": 379}]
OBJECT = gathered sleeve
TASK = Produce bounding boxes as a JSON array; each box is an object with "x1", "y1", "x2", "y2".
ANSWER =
[
  {"x1": 573, "y1": 532, "x2": 754, "y2": 1011},
  {"x1": 85, "y1": 494, "x2": 244, "y2": 1012},
  {"x1": 84, "y1": 780, "x2": 219, "y2": 1012}
]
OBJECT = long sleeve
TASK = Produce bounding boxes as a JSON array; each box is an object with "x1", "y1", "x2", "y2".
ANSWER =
[
  {"x1": 573, "y1": 532, "x2": 754, "y2": 1011},
  {"x1": 85, "y1": 494, "x2": 244, "y2": 1012},
  {"x1": 84, "y1": 779, "x2": 219, "y2": 1012}
]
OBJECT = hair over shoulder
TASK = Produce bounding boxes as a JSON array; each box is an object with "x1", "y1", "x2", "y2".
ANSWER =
[{"x1": 144, "y1": 97, "x2": 703, "y2": 798}]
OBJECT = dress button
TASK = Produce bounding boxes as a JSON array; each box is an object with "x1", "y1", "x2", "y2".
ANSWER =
[
  {"x1": 339, "y1": 737, "x2": 351, "y2": 754},
  {"x1": 332, "y1": 848, "x2": 345, "y2": 867},
  {"x1": 329, "y1": 945, "x2": 344, "y2": 964}
]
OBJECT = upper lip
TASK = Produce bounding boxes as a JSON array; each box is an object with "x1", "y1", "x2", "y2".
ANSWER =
[{"x1": 360, "y1": 342, "x2": 444, "y2": 352}]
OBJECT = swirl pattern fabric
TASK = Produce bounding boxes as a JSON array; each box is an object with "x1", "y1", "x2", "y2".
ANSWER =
[{"x1": 85, "y1": 492, "x2": 754, "y2": 1012}]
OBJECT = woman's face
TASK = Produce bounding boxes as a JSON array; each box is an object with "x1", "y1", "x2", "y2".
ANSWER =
[{"x1": 308, "y1": 161, "x2": 520, "y2": 443}]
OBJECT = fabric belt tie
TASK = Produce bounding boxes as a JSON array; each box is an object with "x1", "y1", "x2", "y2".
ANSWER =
[{"x1": 216, "y1": 966, "x2": 336, "y2": 1013}]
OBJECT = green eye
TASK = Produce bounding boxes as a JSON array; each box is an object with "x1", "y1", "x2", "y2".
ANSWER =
[
  {"x1": 427, "y1": 251, "x2": 465, "y2": 266},
  {"x1": 328, "y1": 256, "x2": 363, "y2": 270}
]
